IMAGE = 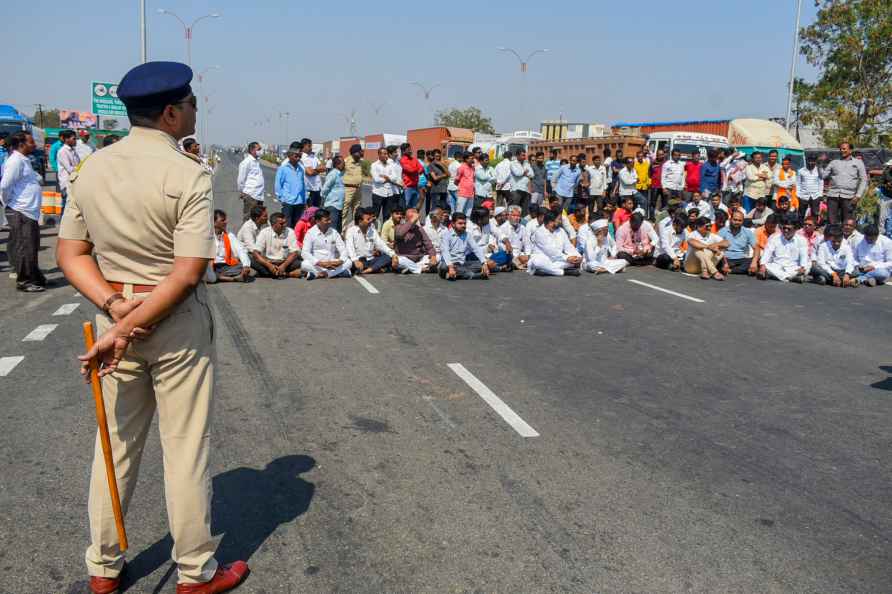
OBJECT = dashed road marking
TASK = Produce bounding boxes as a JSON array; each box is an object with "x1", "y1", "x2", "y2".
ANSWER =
[
  {"x1": 627, "y1": 279, "x2": 705, "y2": 303},
  {"x1": 355, "y1": 276, "x2": 380, "y2": 294},
  {"x1": 52, "y1": 303, "x2": 80, "y2": 316},
  {"x1": 447, "y1": 363, "x2": 539, "y2": 438},
  {"x1": 0, "y1": 356, "x2": 24, "y2": 377},
  {"x1": 23, "y1": 324, "x2": 58, "y2": 342}
]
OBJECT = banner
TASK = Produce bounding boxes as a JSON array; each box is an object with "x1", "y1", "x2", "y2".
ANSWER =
[
  {"x1": 59, "y1": 110, "x2": 98, "y2": 129},
  {"x1": 91, "y1": 81, "x2": 127, "y2": 117}
]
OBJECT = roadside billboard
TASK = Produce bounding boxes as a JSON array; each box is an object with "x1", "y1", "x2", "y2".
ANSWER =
[
  {"x1": 91, "y1": 81, "x2": 127, "y2": 117},
  {"x1": 59, "y1": 110, "x2": 97, "y2": 129}
]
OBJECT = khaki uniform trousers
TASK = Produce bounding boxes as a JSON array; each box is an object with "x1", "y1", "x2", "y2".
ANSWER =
[
  {"x1": 341, "y1": 186, "x2": 362, "y2": 231},
  {"x1": 86, "y1": 283, "x2": 218, "y2": 585},
  {"x1": 684, "y1": 249, "x2": 722, "y2": 276}
]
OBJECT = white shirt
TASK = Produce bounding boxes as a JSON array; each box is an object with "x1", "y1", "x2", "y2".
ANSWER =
[
  {"x1": 685, "y1": 229, "x2": 723, "y2": 262},
  {"x1": 237, "y1": 219, "x2": 262, "y2": 253},
  {"x1": 301, "y1": 153, "x2": 322, "y2": 192},
  {"x1": 56, "y1": 144, "x2": 80, "y2": 193},
  {"x1": 75, "y1": 139, "x2": 94, "y2": 161},
  {"x1": 237, "y1": 155, "x2": 265, "y2": 200},
  {"x1": 388, "y1": 158, "x2": 403, "y2": 191},
  {"x1": 254, "y1": 226, "x2": 299, "y2": 261},
  {"x1": 301, "y1": 225, "x2": 347, "y2": 265},
  {"x1": 797, "y1": 166, "x2": 823, "y2": 200},
  {"x1": 469, "y1": 221, "x2": 500, "y2": 255},
  {"x1": 214, "y1": 231, "x2": 251, "y2": 267},
  {"x1": 618, "y1": 168, "x2": 638, "y2": 196},
  {"x1": 371, "y1": 160, "x2": 394, "y2": 197},
  {"x1": 844, "y1": 230, "x2": 864, "y2": 252},
  {"x1": 816, "y1": 240, "x2": 855, "y2": 275},
  {"x1": 587, "y1": 164, "x2": 608, "y2": 196},
  {"x1": 510, "y1": 160, "x2": 533, "y2": 193},
  {"x1": 655, "y1": 222, "x2": 684, "y2": 259},
  {"x1": 531, "y1": 225, "x2": 576, "y2": 262},
  {"x1": 578, "y1": 225, "x2": 619, "y2": 266},
  {"x1": 498, "y1": 220, "x2": 529, "y2": 255},
  {"x1": 447, "y1": 159, "x2": 460, "y2": 192},
  {"x1": 423, "y1": 221, "x2": 449, "y2": 256},
  {"x1": 854, "y1": 235, "x2": 892, "y2": 271},
  {"x1": 686, "y1": 199, "x2": 714, "y2": 221},
  {"x1": 495, "y1": 159, "x2": 513, "y2": 191},
  {"x1": 345, "y1": 224, "x2": 393, "y2": 261},
  {"x1": 0, "y1": 152, "x2": 42, "y2": 221},
  {"x1": 760, "y1": 233, "x2": 809, "y2": 268},
  {"x1": 661, "y1": 159, "x2": 685, "y2": 191}
]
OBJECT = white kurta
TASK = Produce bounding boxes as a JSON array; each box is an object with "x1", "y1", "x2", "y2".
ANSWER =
[
  {"x1": 528, "y1": 225, "x2": 577, "y2": 276},
  {"x1": 578, "y1": 226, "x2": 627, "y2": 274}
]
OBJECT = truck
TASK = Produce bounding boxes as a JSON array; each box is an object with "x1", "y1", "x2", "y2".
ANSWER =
[
  {"x1": 363, "y1": 133, "x2": 407, "y2": 160},
  {"x1": 645, "y1": 131, "x2": 731, "y2": 161},
  {"x1": 471, "y1": 130, "x2": 544, "y2": 160},
  {"x1": 0, "y1": 104, "x2": 46, "y2": 180},
  {"x1": 406, "y1": 127, "x2": 474, "y2": 160},
  {"x1": 726, "y1": 118, "x2": 805, "y2": 169}
]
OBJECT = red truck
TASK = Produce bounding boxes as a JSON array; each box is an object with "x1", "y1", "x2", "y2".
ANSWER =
[{"x1": 406, "y1": 127, "x2": 474, "y2": 159}]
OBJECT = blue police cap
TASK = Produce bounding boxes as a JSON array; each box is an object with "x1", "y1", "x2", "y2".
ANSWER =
[{"x1": 118, "y1": 61, "x2": 193, "y2": 109}]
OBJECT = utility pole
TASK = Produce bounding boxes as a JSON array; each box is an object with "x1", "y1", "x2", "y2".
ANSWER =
[
  {"x1": 785, "y1": 0, "x2": 803, "y2": 132},
  {"x1": 139, "y1": 0, "x2": 147, "y2": 63},
  {"x1": 497, "y1": 47, "x2": 549, "y2": 131}
]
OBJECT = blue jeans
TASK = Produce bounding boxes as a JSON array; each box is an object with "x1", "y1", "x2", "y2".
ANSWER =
[
  {"x1": 858, "y1": 268, "x2": 890, "y2": 285},
  {"x1": 456, "y1": 196, "x2": 473, "y2": 216},
  {"x1": 404, "y1": 187, "x2": 420, "y2": 209},
  {"x1": 447, "y1": 190, "x2": 458, "y2": 212},
  {"x1": 742, "y1": 195, "x2": 757, "y2": 213},
  {"x1": 489, "y1": 250, "x2": 511, "y2": 267}
]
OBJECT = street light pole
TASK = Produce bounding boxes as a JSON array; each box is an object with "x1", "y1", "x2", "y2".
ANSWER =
[
  {"x1": 197, "y1": 66, "x2": 220, "y2": 148},
  {"x1": 138, "y1": 0, "x2": 147, "y2": 63},
  {"x1": 785, "y1": 0, "x2": 803, "y2": 132},
  {"x1": 497, "y1": 47, "x2": 548, "y2": 131},
  {"x1": 410, "y1": 82, "x2": 440, "y2": 125},
  {"x1": 157, "y1": 9, "x2": 221, "y2": 67}
]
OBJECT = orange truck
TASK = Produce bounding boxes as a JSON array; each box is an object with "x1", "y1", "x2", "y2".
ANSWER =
[{"x1": 406, "y1": 127, "x2": 474, "y2": 159}]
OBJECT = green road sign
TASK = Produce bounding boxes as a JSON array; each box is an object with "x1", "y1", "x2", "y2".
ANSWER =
[{"x1": 91, "y1": 81, "x2": 127, "y2": 117}]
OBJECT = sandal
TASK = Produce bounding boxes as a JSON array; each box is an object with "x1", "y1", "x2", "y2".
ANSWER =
[{"x1": 713, "y1": 273, "x2": 725, "y2": 281}]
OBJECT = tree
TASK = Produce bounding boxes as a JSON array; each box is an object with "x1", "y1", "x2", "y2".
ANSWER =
[
  {"x1": 29, "y1": 108, "x2": 60, "y2": 128},
  {"x1": 434, "y1": 107, "x2": 495, "y2": 134},
  {"x1": 794, "y1": 0, "x2": 892, "y2": 148}
]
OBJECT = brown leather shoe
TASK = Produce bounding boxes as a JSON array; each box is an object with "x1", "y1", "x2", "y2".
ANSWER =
[
  {"x1": 176, "y1": 562, "x2": 250, "y2": 594},
  {"x1": 89, "y1": 575, "x2": 121, "y2": 594}
]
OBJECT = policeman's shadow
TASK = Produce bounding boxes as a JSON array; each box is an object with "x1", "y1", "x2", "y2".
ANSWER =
[
  {"x1": 122, "y1": 455, "x2": 316, "y2": 592},
  {"x1": 870, "y1": 366, "x2": 892, "y2": 391}
]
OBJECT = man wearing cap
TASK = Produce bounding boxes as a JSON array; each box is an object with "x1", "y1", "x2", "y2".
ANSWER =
[
  {"x1": 342, "y1": 144, "x2": 364, "y2": 231},
  {"x1": 56, "y1": 61, "x2": 249, "y2": 594},
  {"x1": 76, "y1": 129, "x2": 95, "y2": 161}
]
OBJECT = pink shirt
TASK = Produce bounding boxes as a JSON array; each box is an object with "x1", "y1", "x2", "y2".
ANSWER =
[
  {"x1": 615, "y1": 221, "x2": 652, "y2": 254},
  {"x1": 796, "y1": 228, "x2": 822, "y2": 260},
  {"x1": 455, "y1": 163, "x2": 475, "y2": 198}
]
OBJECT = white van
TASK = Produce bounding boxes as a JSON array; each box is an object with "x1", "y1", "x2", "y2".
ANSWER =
[{"x1": 646, "y1": 132, "x2": 731, "y2": 161}]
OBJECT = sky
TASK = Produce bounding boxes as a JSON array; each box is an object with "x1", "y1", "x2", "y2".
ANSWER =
[{"x1": 3, "y1": 0, "x2": 820, "y2": 147}]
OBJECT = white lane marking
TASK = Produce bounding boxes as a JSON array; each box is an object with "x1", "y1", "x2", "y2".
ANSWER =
[
  {"x1": 627, "y1": 279, "x2": 705, "y2": 303},
  {"x1": 355, "y1": 276, "x2": 380, "y2": 294},
  {"x1": 23, "y1": 324, "x2": 58, "y2": 342},
  {"x1": 447, "y1": 363, "x2": 539, "y2": 438},
  {"x1": 0, "y1": 356, "x2": 24, "y2": 377},
  {"x1": 52, "y1": 303, "x2": 80, "y2": 316}
]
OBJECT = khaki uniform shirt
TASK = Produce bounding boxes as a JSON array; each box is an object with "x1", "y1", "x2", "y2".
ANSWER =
[
  {"x1": 59, "y1": 126, "x2": 215, "y2": 285},
  {"x1": 343, "y1": 157, "x2": 363, "y2": 187}
]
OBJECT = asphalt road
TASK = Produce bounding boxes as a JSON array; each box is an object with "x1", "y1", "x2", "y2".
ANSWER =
[{"x1": 1, "y1": 152, "x2": 891, "y2": 593}]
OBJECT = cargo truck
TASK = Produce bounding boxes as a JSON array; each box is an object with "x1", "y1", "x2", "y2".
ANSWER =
[{"x1": 406, "y1": 127, "x2": 474, "y2": 159}]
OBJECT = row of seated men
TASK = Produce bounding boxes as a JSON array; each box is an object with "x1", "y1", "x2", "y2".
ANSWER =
[{"x1": 207, "y1": 196, "x2": 891, "y2": 286}]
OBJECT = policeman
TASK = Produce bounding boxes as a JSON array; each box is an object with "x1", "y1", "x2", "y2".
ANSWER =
[{"x1": 56, "y1": 62, "x2": 249, "y2": 594}]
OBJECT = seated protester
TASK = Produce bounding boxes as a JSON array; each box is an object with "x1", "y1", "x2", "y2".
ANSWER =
[
  {"x1": 499, "y1": 205, "x2": 531, "y2": 270},
  {"x1": 709, "y1": 192, "x2": 729, "y2": 222},
  {"x1": 237, "y1": 204, "x2": 268, "y2": 253},
  {"x1": 813, "y1": 224, "x2": 856, "y2": 287},
  {"x1": 521, "y1": 203, "x2": 539, "y2": 226},
  {"x1": 758, "y1": 214, "x2": 809, "y2": 282},
  {"x1": 842, "y1": 217, "x2": 864, "y2": 251},
  {"x1": 685, "y1": 191, "x2": 713, "y2": 221},
  {"x1": 656, "y1": 198, "x2": 682, "y2": 230},
  {"x1": 746, "y1": 197, "x2": 773, "y2": 227},
  {"x1": 686, "y1": 207, "x2": 700, "y2": 234},
  {"x1": 294, "y1": 206, "x2": 319, "y2": 249},
  {"x1": 795, "y1": 215, "x2": 823, "y2": 268},
  {"x1": 718, "y1": 209, "x2": 758, "y2": 275},
  {"x1": 470, "y1": 207, "x2": 511, "y2": 271},
  {"x1": 395, "y1": 207, "x2": 437, "y2": 274},
  {"x1": 300, "y1": 208, "x2": 352, "y2": 280},
  {"x1": 600, "y1": 198, "x2": 618, "y2": 236},
  {"x1": 345, "y1": 207, "x2": 396, "y2": 274},
  {"x1": 615, "y1": 212, "x2": 655, "y2": 266},
  {"x1": 423, "y1": 207, "x2": 450, "y2": 259},
  {"x1": 684, "y1": 216, "x2": 729, "y2": 280},
  {"x1": 252, "y1": 211, "x2": 303, "y2": 279},
  {"x1": 547, "y1": 197, "x2": 578, "y2": 244},
  {"x1": 752, "y1": 213, "x2": 779, "y2": 267},
  {"x1": 568, "y1": 204, "x2": 588, "y2": 233},
  {"x1": 438, "y1": 212, "x2": 490, "y2": 280},
  {"x1": 492, "y1": 205, "x2": 509, "y2": 229},
  {"x1": 380, "y1": 205, "x2": 403, "y2": 249},
  {"x1": 208, "y1": 209, "x2": 251, "y2": 283},
  {"x1": 655, "y1": 214, "x2": 688, "y2": 271},
  {"x1": 527, "y1": 210, "x2": 582, "y2": 276},
  {"x1": 728, "y1": 195, "x2": 747, "y2": 219},
  {"x1": 775, "y1": 194, "x2": 794, "y2": 215},
  {"x1": 711, "y1": 209, "x2": 729, "y2": 234},
  {"x1": 853, "y1": 224, "x2": 892, "y2": 286},
  {"x1": 579, "y1": 218, "x2": 627, "y2": 274},
  {"x1": 612, "y1": 195, "x2": 635, "y2": 230}
]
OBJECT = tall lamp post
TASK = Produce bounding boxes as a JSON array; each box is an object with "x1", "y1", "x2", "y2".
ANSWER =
[
  {"x1": 497, "y1": 47, "x2": 549, "y2": 131},
  {"x1": 157, "y1": 9, "x2": 220, "y2": 67},
  {"x1": 197, "y1": 65, "x2": 220, "y2": 148},
  {"x1": 410, "y1": 82, "x2": 440, "y2": 125},
  {"x1": 785, "y1": 0, "x2": 803, "y2": 132}
]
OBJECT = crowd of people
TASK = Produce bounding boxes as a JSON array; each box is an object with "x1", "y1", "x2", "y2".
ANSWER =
[{"x1": 217, "y1": 139, "x2": 892, "y2": 286}]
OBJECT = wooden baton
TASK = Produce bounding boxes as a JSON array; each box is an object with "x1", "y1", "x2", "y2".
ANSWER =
[{"x1": 83, "y1": 321, "x2": 128, "y2": 551}]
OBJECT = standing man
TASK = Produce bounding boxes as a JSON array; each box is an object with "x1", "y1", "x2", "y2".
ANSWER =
[
  {"x1": 699, "y1": 150, "x2": 722, "y2": 201},
  {"x1": 494, "y1": 149, "x2": 513, "y2": 207},
  {"x1": 797, "y1": 155, "x2": 823, "y2": 223},
  {"x1": 76, "y1": 129, "x2": 95, "y2": 161},
  {"x1": 510, "y1": 150, "x2": 534, "y2": 215},
  {"x1": 553, "y1": 155, "x2": 581, "y2": 212},
  {"x1": 370, "y1": 147, "x2": 395, "y2": 223},
  {"x1": 399, "y1": 142, "x2": 425, "y2": 210},
  {"x1": 587, "y1": 154, "x2": 609, "y2": 212},
  {"x1": 300, "y1": 138, "x2": 325, "y2": 207},
  {"x1": 530, "y1": 151, "x2": 547, "y2": 209},
  {"x1": 275, "y1": 147, "x2": 306, "y2": 229},
  {"x1": 342, "y1": 144, "x2": 364, "y2": 230},
  {"x1": 661, "y1": 149, "x2": 685, "y2": 204},
  {"x1": 426, "y1": 149, "x2": 449, "y2": 214},
  {"x1": 237, "y1": 141, "x2": 265, "y2": 222},
  {"x1": 544, "y1": 149, "x2": 561, "y2": 200},
  {"x1": 821, "y1": 141, "x2": 868, "y2": 225},
  {"x1": 57, "y1": 129, "x2": 81, "y2": 216},
  {"x1": 2, "y1": 131, "x2": 45, "y2": 292},
  {"x1": 56, "y1": 61, "x2": 249, "y2": 592},
  {"x1": 683, "y1": 151, "x2": 702, "y2": 202},
  {"x1": 743, "y1": 151, "x2": 772, "y2": 213},
  {"x1": 618, "y1": 157, "x2": 640, "y2": 210},
  {"x1": 633, "y1": 150, "x2": 651, "y2": 214}
]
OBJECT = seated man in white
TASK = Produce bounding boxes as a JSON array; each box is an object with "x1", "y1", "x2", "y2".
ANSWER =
[
  {"x1": 345, "y1": 207, "x2": 396, "y2": 274},
  {"x1": 498, "y1": 205, "x2": 530, "y2": 270},
  {"x1": 251, "y1": 212, "x2": 303, "y2": 279},
  {"x1": 208, "y1": 209, "x2": 251, "y2": 282},
  {"x1": 853, "y1": 224, "x2": 892, "y2": 287},
  {"x1": 301, "y1": 208, "x2": 352, "y2": 280},
  {"x1": 758, "y1": 214, "x2": 809, "y2": 283},
  {"x1": 579, "y1": 218, "x2": 627, "y2": 274},
  {"x1": 684, "y1": 216, "x2": 729, "y2": 281},
  {"x1": 527, "y1": 210, "x2": 582, "y2": 276},
  {"x1": 654, "y1": 214, "x2": 688, "y2": 271},
  {"x1": 813, "y1": 224, "x2": 856, "y2": 287},
  {"x1": 423, "y1": 206, "x2": 450, "y2": 260},
  {"x1": 238, "y1": 203, "x2": 267, "y2": 254}
]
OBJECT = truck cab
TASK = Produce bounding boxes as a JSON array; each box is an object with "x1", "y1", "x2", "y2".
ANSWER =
[{"x1": 646, "y1": 131, "x2": 731, "y2": 161}]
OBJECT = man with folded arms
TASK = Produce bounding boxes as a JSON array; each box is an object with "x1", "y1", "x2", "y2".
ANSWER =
[{"x1": 301, "y1": 208, "x2": 351, "y2": 280}]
